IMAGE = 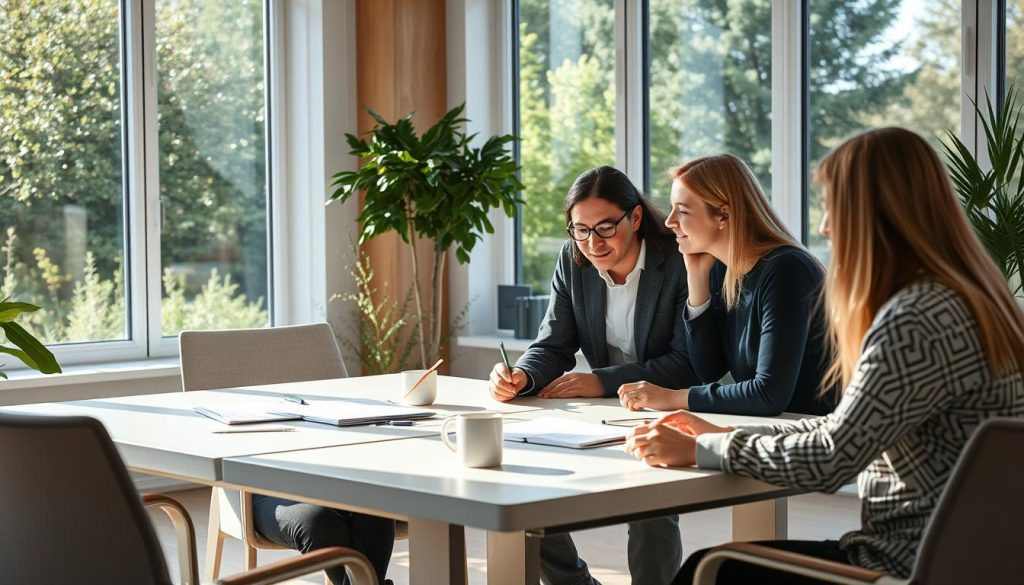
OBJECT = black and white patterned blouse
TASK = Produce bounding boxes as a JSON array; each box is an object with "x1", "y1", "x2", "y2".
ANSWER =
[{"x1": 695, "y1": 280, "x2": 1024, "y2": 577}]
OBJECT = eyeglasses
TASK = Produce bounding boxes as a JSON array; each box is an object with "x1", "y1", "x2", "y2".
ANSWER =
[{"x1": 566, "y1": 208, "x2": 634, "y2": 241}]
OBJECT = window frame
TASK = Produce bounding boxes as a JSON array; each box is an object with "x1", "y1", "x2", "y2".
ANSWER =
[
  {"x1": 14, "y1": 0, "x2": 281, "y2": 368},
  {"x1": 507, "y1": 0, "x2": 1002, "y2": 287}
]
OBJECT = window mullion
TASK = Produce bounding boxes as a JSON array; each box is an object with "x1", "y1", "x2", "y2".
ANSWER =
[
  {"x1": 771, "y1": 0, "x2": 804, "y2": 241},
  {"x1": 126, "y1": 0, "x2": 152, "y2": 357},
  {"x1": 966, "y1": 0, "x2": 1000, "y2": 165},
  {"x1": 622, "y1": 0, "x2": 645, "y2": 190},
  {"x1": 137, "y1": 0, "x2": 164, "y2": 356}
]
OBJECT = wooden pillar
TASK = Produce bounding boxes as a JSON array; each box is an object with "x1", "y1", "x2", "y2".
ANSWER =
[{"x1": 355, "y1": 0, "x2": 449, "y2": 371}]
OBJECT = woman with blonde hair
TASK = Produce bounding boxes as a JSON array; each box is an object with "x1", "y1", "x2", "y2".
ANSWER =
[
  {"x1": 627, "y1": 127, "x2": 1024, "y2": 583},
  {"x1": 618, "y1": 153, "x2": 836, "y2": 416}
]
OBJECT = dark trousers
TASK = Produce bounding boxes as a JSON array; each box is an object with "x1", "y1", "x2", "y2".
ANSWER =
[
  {"x1": 252, "y1": 494, "x2": 396, "y2": 585},
  {"x1": 540, "y1": 515, "x2": 683, "y2": 585},
  {"x1": 673, "y1": 540, "x2": 848, "y2": 585}
]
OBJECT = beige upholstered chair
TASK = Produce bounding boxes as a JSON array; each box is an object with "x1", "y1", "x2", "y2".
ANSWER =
[
  {"x1": 178, "y1": 323, "x2": 350, "y2": 581},
  {"x1": 693, "y1": 418, "x2": 1024, "y2": 585},
  {"x1": 0, "y1": 412, "x2": 376, "y2": 585}
]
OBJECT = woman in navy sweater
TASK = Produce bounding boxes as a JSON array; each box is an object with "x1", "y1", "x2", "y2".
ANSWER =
[{"x1": 619, "y1": 154, "x2": 835, "y2": 416}]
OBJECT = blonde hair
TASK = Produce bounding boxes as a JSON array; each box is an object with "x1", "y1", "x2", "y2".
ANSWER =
[
  {"x1": 816, "y1": 127, "x2": 1024, "y2": 389},
  {"x1": 670, "y1": 154, "x2": 805, "y2": 309}
]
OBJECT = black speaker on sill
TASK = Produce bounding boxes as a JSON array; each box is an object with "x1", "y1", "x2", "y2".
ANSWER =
[
  {"x1": 514, "y1": 295, "x2": 549, "y2": 340},
  {"x1": 497, "y1": 284, "x2": 531, "y2": 330}
]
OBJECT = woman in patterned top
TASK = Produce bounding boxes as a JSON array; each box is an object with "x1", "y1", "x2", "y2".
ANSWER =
[{"x1": 625, "y1": 127, "x2": 1024, "y2": 584}]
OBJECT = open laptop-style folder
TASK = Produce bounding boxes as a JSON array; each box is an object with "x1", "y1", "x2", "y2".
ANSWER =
[
  {"x1": 503, "y1": 417, "x2": 627, "y2": 449},
  {"x1": 195, "y1": 398, "x2": 435, "y2": 427},
  {"x1": 193, "y1": 406, "x2": 301, "y2": 425},
  {"x1": 272, "y1": 398, "x2": 435, "y2": 427}
]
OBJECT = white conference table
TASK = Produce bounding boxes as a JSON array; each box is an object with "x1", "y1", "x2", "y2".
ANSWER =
[
  {"x1": 0, "y1": 375, "x2": 543, "y2": 482},
  {"x1": 3, "y1": 375, "x2": 799, "y2": 584}
]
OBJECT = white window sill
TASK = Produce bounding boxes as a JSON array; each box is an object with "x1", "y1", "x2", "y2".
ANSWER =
[
  {"x1": 457, "y1": 333, "x2": 534, "y2": 352},
  {"x1": 456, "y1": 334, "x2": 585, "y2": 359},
  {"x1": 0, "y1": 357, "x2": 180, "y2": 392}
]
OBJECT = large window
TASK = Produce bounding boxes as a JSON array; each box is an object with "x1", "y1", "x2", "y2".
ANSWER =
[
  {"x1": 0, "y1": 0, "x2": 129, "y2": 344},
  {"x1": 517, "y1": 0, "x2": 616, "y2": 293},
  {"x1": 1007, "y1": 0, "x2": 1024, "y2": 90},
  {"x1": 647, "y1": 0, "x2": 772, "y2": 205},
  {"x1": 807, "y1": 0, "x2": 961, "y2": 256},
  {"x1": 511, "y1": 0, "x2": 991, "y2": 284},
  {"x1": 0, "y1": 0, "x2": 271, "y2": 364},
  {"x1": 155, "y1": 0, "x2": 269, "y2": 336}
]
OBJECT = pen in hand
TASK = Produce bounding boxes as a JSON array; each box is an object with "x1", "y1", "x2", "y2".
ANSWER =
[{"x1": 498, "y1": 340, "x2": 512, "y2": 376}]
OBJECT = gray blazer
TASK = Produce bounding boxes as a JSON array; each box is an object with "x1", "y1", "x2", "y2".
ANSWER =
[{"x1": 516, "y1": 238, "x2": 699, "y2": 397}]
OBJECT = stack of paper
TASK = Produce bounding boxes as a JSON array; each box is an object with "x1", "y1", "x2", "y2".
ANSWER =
[{"x1": 503, "y1": 417, "x2": 627, "y2": 449}]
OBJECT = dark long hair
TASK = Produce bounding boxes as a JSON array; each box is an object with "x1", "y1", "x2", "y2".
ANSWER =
[{"x1": 563, "y1": 166, "x2": 674, "y2": 265}]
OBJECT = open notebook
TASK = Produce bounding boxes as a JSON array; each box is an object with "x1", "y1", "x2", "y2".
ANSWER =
[
  {"x1": 503, "y1": 417, "x2": 627, "y2": 449},
  {"x1": 272, "y1": 398, "x2": 435, "y2": 427}
]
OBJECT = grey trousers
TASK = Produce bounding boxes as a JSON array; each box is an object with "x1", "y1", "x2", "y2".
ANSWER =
[{"x1": 540, "y1": 514, "x2": 683, "y2": 585}]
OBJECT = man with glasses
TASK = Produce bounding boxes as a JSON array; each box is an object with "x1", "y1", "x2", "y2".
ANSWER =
[{"x1": 487, "y1": 166, "x2": 700, "y2": 585}]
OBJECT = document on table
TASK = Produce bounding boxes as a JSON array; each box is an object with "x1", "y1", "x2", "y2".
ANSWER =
[
  {"x1": 193, "y1": 406, "x2": 302, "y2": 426},
  {"x1": 503, "y1": 417, "x2": 627, "y2": 449},
  {"x1": 273, "y1": 398, "x2": 435, "y2": 427}
]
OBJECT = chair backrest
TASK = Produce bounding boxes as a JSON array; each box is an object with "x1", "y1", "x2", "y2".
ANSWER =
[
  {"x1": 178, "y1": 323, "x2": 348, "y2": 391},
  {"x1": 0, "y1": 413, "x2": 172, "y2": 585},
  {"x1": 911, "y1": 418, "x2": 1024, "y2": 584}
]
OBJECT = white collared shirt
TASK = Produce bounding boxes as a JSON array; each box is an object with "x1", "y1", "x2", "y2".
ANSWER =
[{"x1": 596, "y1": 239, "x2": 646, "y2": 366}]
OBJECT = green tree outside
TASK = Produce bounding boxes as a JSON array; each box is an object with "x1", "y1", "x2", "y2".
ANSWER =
[{"x1": 0, "y1": 0, "x2": 268, "y2": 346}]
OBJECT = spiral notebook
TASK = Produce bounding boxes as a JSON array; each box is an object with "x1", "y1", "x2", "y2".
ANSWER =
[{"x1": 503, "y1": 417, "x2": 627, "y2": 449}]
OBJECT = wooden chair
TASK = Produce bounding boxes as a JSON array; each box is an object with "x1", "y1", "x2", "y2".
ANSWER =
[
  {"x1": 693, "y1": 418, "x2": 1024, "y2": 584},
  {"x1": 0, "y1": 412, "x2": 376, "y2": 585}
]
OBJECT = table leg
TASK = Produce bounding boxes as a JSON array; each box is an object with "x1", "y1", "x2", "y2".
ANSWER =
[
  {"x1": 486, "y1": 530, "x2": 540, "y2": 585},
  {"x1": 732, "y1": 497, "x2": 788, "y2": 541},
  {"x1": 408, "y1": 518, "x2": 468, "y2": 585}
]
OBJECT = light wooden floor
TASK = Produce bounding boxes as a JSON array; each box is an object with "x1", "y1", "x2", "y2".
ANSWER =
[{"x1": 149, "y1": 487, "x2": 860, "y2": 584}]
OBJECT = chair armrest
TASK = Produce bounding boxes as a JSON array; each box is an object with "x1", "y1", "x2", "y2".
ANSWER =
[
  {"x1": 215, "y1": 546, "x2": 378, "y2": 585},
  {"x1": 694, "y1": 542, "x2": 892, "y2": 585},
  {"x1": 143, "y1": 493, "x2": 200, "y2": 585}
]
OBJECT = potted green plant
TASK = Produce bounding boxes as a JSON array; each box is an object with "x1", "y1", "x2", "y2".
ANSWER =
[
  {"x1": 330, "y1": 104, "x2": 523, "y2": 367},
  {"x1": 0, "y1": 299, "x2": 61, "y2": 378},
  {"x1": 943, "y1": 85, "x2": 1024, "y2": 298}
]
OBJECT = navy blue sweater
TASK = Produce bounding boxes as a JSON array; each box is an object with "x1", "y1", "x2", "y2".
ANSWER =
[{"x1": 684, "y1": 247, "x2": 836, "y2": 416}]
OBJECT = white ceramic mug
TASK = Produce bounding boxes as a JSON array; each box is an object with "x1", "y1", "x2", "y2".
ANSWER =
[
  {"x1": 441, "y1": 412, "x2": 503, "y2": 468},
  {"x1": 400, "y1": 369, "x2": 437, "y2": 406}
]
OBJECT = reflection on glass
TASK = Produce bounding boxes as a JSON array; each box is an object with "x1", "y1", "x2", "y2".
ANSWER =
[
  {"x1": 518, "y1": 0, "x2": 616, "y2": 293},
  {"x1": 1007, "y1": 0, "x2": 1024, "y2": 90},
  {"x1": 0, "y1": 0, "x2": 128, "y2": 344},
  {"x1": 807, "y1": 0, "x2": 961, "y2": 258},
  {"x1": 156, "y1": 0, "x2": 269, "y2": 336},
  {"x1": 647, "y1": 0, "x2": 773, "y2": 206}
]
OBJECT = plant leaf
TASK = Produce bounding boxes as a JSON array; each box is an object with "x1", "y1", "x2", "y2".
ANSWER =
[{"x1": 0, "y1": 322, "x2": 61, "y2": 374}]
